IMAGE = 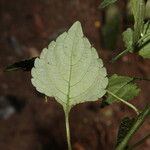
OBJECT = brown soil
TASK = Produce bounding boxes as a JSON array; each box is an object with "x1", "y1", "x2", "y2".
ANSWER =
[{"x1": 0, "y1": 0, "x2": 150, "y2": 150}]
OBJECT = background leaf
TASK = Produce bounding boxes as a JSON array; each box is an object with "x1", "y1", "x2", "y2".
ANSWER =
[
  {"x1": 5, "y1": 57, "x2": 36, "y2": 72},
  {"x1": 102, "y1": 4, "x2": 120, "y2": 50},
  {"x1": 31, "y1": 21, "x2": 108, "y2": 111},
  {"x1": 105, "y1": 74, "x2": 140, "y2": 104},
  {"x1": 99, "y1": 0, "x2": 118, "y2": 9},
  {"x1": 122, "y1": 28, "x2": 134, "y2": 52},
  {"x1": 139, "y1": 44, "x2": 150, "y2": 58},
  {"x1": 139, "y1": 21, "x2": 150, "y2": 58},
  {"x1": 145, "y1": 0, "x2": 150, "y2": 19},
  {"x1": 130, "y1": 0, "x2": 145, "y2": 45},
  {"x1": 143, "y1": 21, "x2": 150, "y2": 35},
  {"x1": 116, "y1": 117, "x2": 135, "y2": 146}
]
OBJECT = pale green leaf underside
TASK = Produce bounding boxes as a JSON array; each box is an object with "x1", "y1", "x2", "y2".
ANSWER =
[{"x1": 31, "y1": 21, "x2": 108, "y2": 109}]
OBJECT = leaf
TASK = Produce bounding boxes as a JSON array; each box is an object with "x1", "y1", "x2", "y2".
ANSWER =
[
  {"x1": 145, "y1": 0, "x2": 150, "y2": 19},
  {"x1": 116, "y1": 117, "x2": 135, "y2": 146},
  {"x1": 31, "y1": 21, "x2": 108, "y2": 112},
  {"x1": 143, "y1": 21, "x2": 150, "y2": 36},
  {"x1": 139, "y1": 21, "x2": 150, "y2": 58},
  {"x1": 122, "y1": 28, "x2": 134, "y2": 52},
  {"x1": 105, "y1": 74, "x2": 140, "y2": 104},
  {"x1": 139, "y1": 43, "x2": 150, "y2": 58},
  {"x1": 5, "y1": 57, "x2": 36, "y2": 72},
  {"x1": 99, "y1": 0, "x2": 118, "y2": 9},
  {"x1": 130, "y1": 0, "x2": 145, "y2": 45},
  {"x1": 102, "y1": 4, "x2": 120, "y2": 50}
]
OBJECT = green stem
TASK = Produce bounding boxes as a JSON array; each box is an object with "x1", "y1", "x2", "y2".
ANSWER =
[
  {"x1": 106, "y1": 90, "x2": 140, "y2": 115},
  {"x1": 65, "y1": 111, "x2": 72, "y2": 150},
  {"x1": 115, "y1": 104, "x2": 150, "y2": 150},
  {"x1": 137, "y1": 32, "x2": 150, "y2": 47},
  {"x1": 129, "y1": 133, "x2": 150, "y2": 150},
  {"x1": 111, "y1": 49, "x2": 129, "y2": 62},
  {"x1": 133, "y1": 76, "x2": 150, "y2": 82}
]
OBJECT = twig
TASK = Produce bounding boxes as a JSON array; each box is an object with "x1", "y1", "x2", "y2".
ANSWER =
[
  {"x1": 115, "y1": 104, "x2": 150, "y2": 150},
  {"x1": 111, "y1": 49, "x2": 129, "y2": 62},
  {"x1": 106, "y1": 90, "x2": 140, "y2": 115}
]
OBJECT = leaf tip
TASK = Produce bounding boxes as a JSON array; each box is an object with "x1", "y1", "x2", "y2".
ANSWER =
[
  {"x1": 69, "y1": 21, "x2": 83, "y2": 36},
  {"x1": 74, "y1": 20, "x2": 81, "y2": 26}
]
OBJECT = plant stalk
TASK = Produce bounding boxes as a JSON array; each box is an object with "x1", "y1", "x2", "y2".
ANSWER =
[
  {"x1": 106, "y1": 90, "x2": 140, "y2": 115},
  {"x1": 137, "y1": 32, "x2": 150, "y2": 47},
  {"x1": 65, "y1": 111, "x2": 72, "y2": 150},
  {"x1": 128, "y1": 133, "x2": 150, "y2": 150},
  {"x1": 111, "y1": 49, "x2": 129, "y2": 62},
  {"x1": 115, "y1": 104, "x2": 150, "y2": 150},
  {"x1": 133, "y1": 76, "x2": 150, "y2": 82}
]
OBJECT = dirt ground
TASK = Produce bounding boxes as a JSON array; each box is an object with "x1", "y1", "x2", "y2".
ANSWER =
[{"x1": 0, "y1": 0, "x2": 150, "y2": 150}]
